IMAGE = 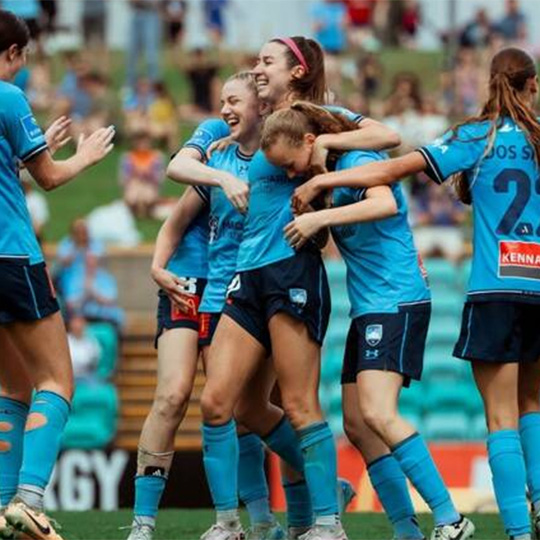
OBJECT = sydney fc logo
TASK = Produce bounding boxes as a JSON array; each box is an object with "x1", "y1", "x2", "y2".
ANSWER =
[
  {"x1": 365, "y1": 324, "x2": 383, "y2": 347},
  {"x1": 289, "y1": 288, "x2": 307, "y2": 309}
]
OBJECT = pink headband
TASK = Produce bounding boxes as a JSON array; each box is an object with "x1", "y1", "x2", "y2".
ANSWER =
[{"x1": 274, "y1": 37, "x2": 309, "y2": 73}]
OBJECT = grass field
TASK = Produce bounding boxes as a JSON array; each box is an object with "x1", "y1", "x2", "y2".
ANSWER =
[{"x1": 50, "y1": 510, "x2": 506, "y2": 540}]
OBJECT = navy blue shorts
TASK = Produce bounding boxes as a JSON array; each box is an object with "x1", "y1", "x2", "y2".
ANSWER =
[
  {"x1": 454, "y1": 300, "x2": 540, "y2": 363},
  {"x1": 198, "y1": 312, "x2": 221, "y2": 348},
  {"x1": 0, "y1": 259, "x2": 59, "y2": 324},
  {"x1": 223, "y1": 251, "x2": 331, "y2": 352},
  {"x1": 341, "y1": 302, "x2": 431, "y2": 386},
  {"x1": 155, "y1": 277, "x2": 207, "y2": 348}
]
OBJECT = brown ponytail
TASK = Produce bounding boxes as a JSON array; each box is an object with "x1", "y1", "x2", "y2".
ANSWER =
[
  {"x1": 270, "y1": 37, "x2": 327, "y2": 104},
  {"x1": 450, "y1": 47, "x2": 540, "y2": 203},
  {"x1": 261, "y1": 101, "x2": 358, "y2": 151}
]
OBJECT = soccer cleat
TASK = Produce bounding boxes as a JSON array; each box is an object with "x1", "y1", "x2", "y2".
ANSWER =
[
  {"x1": 288, "y1": 526, "x2": 311, "y2": 540},
  {"x1": 200, "y1": 522, "x2": 246, "y2": 540},
  {"x1": 246, "y1": 520, "x2": 286, "y2": 540},
  {"x1": 337, "y1": 478, "x2": 356, "y2": 515},
  {"x1": 5, "y1": 498, "x2": 63, "y2": 540},
  {"x1": 124, "y1": 520, "x2": 155, "y2": 540},
  {"x1": 430, "y1": 516, "x2": 475, "y2": 540},
  {"x1": 298, "y1": 524, "x2": 348, "y2": 540}
]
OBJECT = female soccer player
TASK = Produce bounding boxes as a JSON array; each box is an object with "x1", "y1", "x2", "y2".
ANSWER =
[
  {"x1": 168, "y1": 36, "x2": 400, "y2": 540},
  {"x1": 126, "y1": 186, "x2": 211, "y2": 540},
  {"x1": 0, "y1": 9, "x2": 114, "y2": 540},
  {"x1": 292, "y1": 47, "x2": 540, "y2": 540},
  {"x1": 260, "y1": 102, "x2": 475, "y2": 540}
]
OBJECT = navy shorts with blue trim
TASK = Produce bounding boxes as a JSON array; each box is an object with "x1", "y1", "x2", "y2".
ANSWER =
[
  {"x1": 198, "y1": 312, "x2": 221, "y2": 348},
  {"x1": 155, "y1": 277, "x2": 207, "y2": 348},
  {"x1": 223, "y1": 250, "x2": 331, "y2": 352},
  {"x1": 341, "y1": 302, "x2": 431, "y2": 386},
  {"x1": 454, "y1": 300, "x2": 540, "y2": 363},
  {"x1": 0, "y1": 259, "x2": 59, "y2": 324}
]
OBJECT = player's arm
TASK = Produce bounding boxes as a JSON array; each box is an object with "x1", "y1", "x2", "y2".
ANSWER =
[
  {"x1": 25, "y1": 127, "x2": 115, "y2": 191},
  {"x1": 285, "y1": 186, "x2": 397, "y2": 249},
  {"x1": 167, "y1": 147, "x2": 248, "y2": 214},
  {"x1": 294, "y1": 151, "x2": 426, "y2": 213},
  {"x1": 151, "y1": 187, "x2": 206, "y2": 307}
]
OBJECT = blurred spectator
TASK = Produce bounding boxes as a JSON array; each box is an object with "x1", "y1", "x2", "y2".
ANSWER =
[
  {"x1": 126, "y1": 0, "x2": 164, "y2": 88},
  {"x1": 311, "y1": 0, "x2": 349, "y2": 97},
  {"x1": 181, "y1": 48, "x2": 221, "y2": 119},
  {"x1": 384, "y1": 71, "x2": 422, "y2": 117},
  {"x1": 354, "y1": 52, "x2": 383, "y2": 114},
  {"x1": 120, "y1": 130, "x2": 165, "y2": 219},
  {"x1": 454, "y1": 47, "x2": 482, "y2": 116},
  {"x1": 164, "y1": 0, "x2": 187, "y2": 48},
  {"x1": 460, "y1": 9, "x2": 493, "y2": 49},
  {"x1": 412, "y1": 180, "x2": 467, "y2": 264},
  {"x1": 67, "y1": 314, "x2": 102, "y2": 383},
  {"x1": 496, "y1": 0, "x2": 527, "y2": 42},
  {"x1": 148, "y1": 81, "x2": 179, "y2": 151},
  {"x1": 203, "y1": 0, "x2": 229, "y2": 46},
  {"x1": 26, "y1": 59, "x2": 54, "y2": 112},
  {"x1": 63, "y1": 256, "x2": 125, "y2": 329},
  {"x1": 123, "y1": 76, "x2": 156, "y2": 136},
  {"x1": 345, "y1": 0, "x2": 377, "y2": 48},
  {"x1": 1, "y1": 0, "x2": 42, "y2": 41},
  {"x1": 418, "y1": 96, "x2": 449, "y2": 143},
  {"x1": 82, "y1": 0, "x2": 107, "y2": 50},
  {"x1": 55, "y1": 218, "x2": 105, "y2": 295},
  {"x1": 400, "y1": 0, "x2": 421, "y2": 47},
  {"x1": 21, "y1": 172, "x2": 49, "y2": 241},
  {"x1": 385, "y1": 0, "x2": 420, "y2": 47},
  {"x1": 39, "y1": 0, "x2": 57, "y2": 36}
]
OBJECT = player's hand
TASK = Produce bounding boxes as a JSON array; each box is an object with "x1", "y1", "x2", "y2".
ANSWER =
[
  {"x1": 284, "y1": 213, "x2": 322, "y2": 250},
  {"x1": 292, "y1": 175, "x2": 324, "y2": 214},
  {"x1": 45, "y1": 116, "x2": 72, "y2": 156},
  {"x1": 207, "y1": 136, "x2": 234, "y2": 159},
  {"x1": 77, "y1": 125, "x2": 115, "y2": 167},
  {"x1": 151, "y1": 267, "x2": 193, "y2": 311},
  {"x1": 220, "y1": 174, "x2": 249, "y2": 214}
]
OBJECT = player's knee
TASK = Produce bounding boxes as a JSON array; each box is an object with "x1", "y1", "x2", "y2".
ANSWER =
[
  {"x1": 342, "y1": 413, "x2": 363, "y2": 449},
  {"x1": 200, "y1": 386, "x2": 234, "y2": 424},
  {"x1": 153, "y1": 387, "x2": 190, "y2": 422},
  {"x1": 361, "y1": 406, "x2": 396, "y2": 438}
]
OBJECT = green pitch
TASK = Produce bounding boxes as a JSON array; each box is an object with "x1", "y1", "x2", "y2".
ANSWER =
[{"x1": 51, "y1": 510, "x2": 505, "y2": 539}]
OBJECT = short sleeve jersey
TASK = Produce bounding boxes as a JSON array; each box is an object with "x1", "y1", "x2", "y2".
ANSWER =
[
  {"x1": 200, "y1": 145, "x2": 251, "y2": 312},
  {"x1": 419, "y1": 118, "x2": 540, "y2": 301},
  {"x1": 332, "y1": 150, "x2": 431, "y2": 318},
  {"x1": 0, "y1": 82, "x2": 48, "y2": 264}
]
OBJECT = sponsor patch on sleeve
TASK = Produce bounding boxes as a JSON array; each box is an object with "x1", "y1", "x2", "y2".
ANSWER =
[
  {"x1": 499, "y1": 241, "x2": 540, "y2": 280},
  {"x1": 20, "y1": 114, "x2": 42, "y2": 141}
]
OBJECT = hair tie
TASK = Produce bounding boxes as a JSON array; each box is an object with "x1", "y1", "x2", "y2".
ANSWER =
[{"x1": 274, "y1": 37, "x2": 309, "y2": 74}]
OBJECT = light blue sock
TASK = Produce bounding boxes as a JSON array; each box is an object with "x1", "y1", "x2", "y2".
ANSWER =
[
  {"x1": 264, "y1": 416, "x2": 304, "y2": 474},
  {"x1": 18, "y1": 391, "x2": 70, "y2": 489},
  {"x1": 519, "y1": 413, "x2": 540, "y2": 507},
  {"x1": 202, "y1": 420, "x2": 238, "y2": 511},
  {"x1": 238, "y1": 433, "x2": 273, "y2": 525},
  {"x1": 0, "y1": 397, "x2": 29, "y2": 505},
  {"x1": 392, "y1": 433, "x2": 459, "y2": 526},
  {"x1": 283, "y1": 480, "x2": 313, "y2": 528},
  {"x1": 488, "y1": 430, "x2": 530, "y2": 537},
  {"x1": 368, "y1": 454, "x2": 423, "y2": 540},
  {"x1": 298, "y1": 422, "x2": 338, "y2": 520},
  {"x1": 134, "y1": 476, "x2": 166, "y2": 519}
]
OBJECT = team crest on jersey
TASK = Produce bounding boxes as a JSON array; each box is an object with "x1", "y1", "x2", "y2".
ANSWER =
[
  {"x1": 20, "y1": 114, "x2": 41, "y2": 141},
  {"x1": 289, "y1": 288, "x2": 307, "y2": 308},
  {"x1": 365, "y1": 324, "x2": 383, "y2": 347}
]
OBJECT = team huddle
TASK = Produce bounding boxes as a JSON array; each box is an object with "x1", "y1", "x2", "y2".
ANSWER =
[{"x1": 0, "y1": 7, "x2": 540, "y2": 540}]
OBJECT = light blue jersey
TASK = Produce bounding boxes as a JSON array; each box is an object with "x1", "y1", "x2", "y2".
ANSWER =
[
  {"x1": 332, "y1": 150, "x2": 431, "y2": 318},
  {"x1": 166, "y1": 188, "x2": 210, "y2": 279},
  {"x1": 0, "y1": 81, "x2": 48, "y2": 264},
  {"x1": 236, "y1": 105, "x2": 363, "y2": 272},
  {"x1": 419, "y1": 118, "x2": 540, "y2": 301},
  {"x1": 200, "y1": 145, "x2": 252, "y2": 313},
  {"x1": 183, "y1": 117, "x2": 230, "y2": 161}
]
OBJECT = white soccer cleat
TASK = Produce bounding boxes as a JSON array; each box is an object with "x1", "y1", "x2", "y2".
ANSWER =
[
  {"x1": 200, "y1": 521, "x2": 245, "y2": 540},
  {"x1": 430, "y1": 516, "x2": 475, "y2": 540},
  {"x1": 125, "y1": 520, "x2": 155, "y2": 540},
  {"x1": 288, "y1": 526, "x2": 311, "y2": 540},
  {"x1": 298, "y1": 524, "x2": 348, "y2": 540},
  {"x1": 5, "y1": 498, "x2": 63, "y2": 540}
]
